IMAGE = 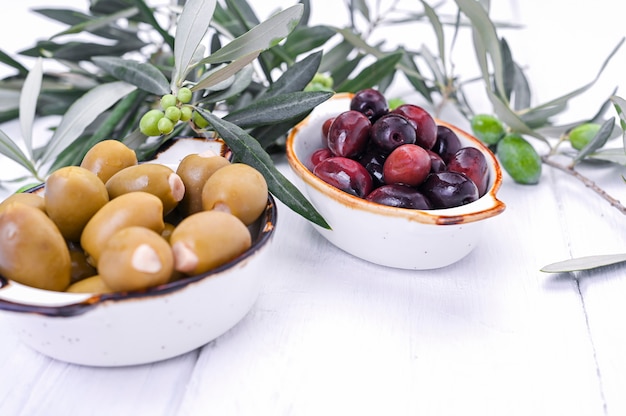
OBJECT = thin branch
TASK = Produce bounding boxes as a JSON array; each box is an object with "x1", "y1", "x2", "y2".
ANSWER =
[{"x1": 542, "y1": 155, "x2": 626, "y2": 215}]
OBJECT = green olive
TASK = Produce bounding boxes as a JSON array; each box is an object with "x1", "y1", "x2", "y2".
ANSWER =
[
  {"x1": 80, "y1": 140, "x2": 138, "y2": 184},
  {"x1": 0, "y1": 192, "x2": 46, "y2": 214},
  {"x1": 569, "y1": 123, "x2": 601, "y2": 150},
  {"x1": 66, "y1": 275, "x2": 115, "y2": 294},
  {"x1": 201, "y1": 163, "x2": 268, "y2": 225},
  {"x1": 496, "y1": 133, "x2": 542, "y2": 185},
  {"x1": 106, "y1": 163, "x2": 185, "y2": 215},
  {"x1": 176, "y1": 151, "x2": 231, "y2": 216},
  {"x1": 170, "y1": 210, "x2": 251, "y2": 275},
  {"x1": 80, "y1": 191, "x2": 165, "y2": 266},
  {"x1": 68, "y1": 242, "x2": 98, "y2": 284},
  {"x1": 0, "y1": 203, "x2": 71, "y2": 291},
  {"x1": 99, "y1": 226, "x2": 174, "y2": 292},
  {"x1": 45, "y1": 166, "x2": 110, "y2": 242},
  {"x1": 140, "y1": 109, "x2": 165, "y2": 136},
  {"x1": 471, "y1": 114, "x2": 506, "y2": 145}
]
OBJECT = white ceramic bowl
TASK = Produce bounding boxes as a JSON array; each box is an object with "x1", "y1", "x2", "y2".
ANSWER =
[
  {"x1": 286, "y1": 93, "x2": 505, "y2": 270},
  {"x1": 0, "y1": 138, "x2": 276, "y2": 367}
]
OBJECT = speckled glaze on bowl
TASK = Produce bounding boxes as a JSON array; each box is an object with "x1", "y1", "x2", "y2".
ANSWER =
[
  {"x1": 0, "y1": 138, "x2": 276, "y2": 367},
  {"x1": 286, "y1": 93, "x2": 505, "y2": 270}
]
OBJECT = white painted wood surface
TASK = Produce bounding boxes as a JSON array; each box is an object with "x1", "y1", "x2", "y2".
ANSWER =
[{"x1": 2, "y1": 1, "x2": 626, "y2": 415}]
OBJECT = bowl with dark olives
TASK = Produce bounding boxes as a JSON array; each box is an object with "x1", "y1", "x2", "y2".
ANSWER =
[
  {"x1": 0, "y1": 137, "x2": 276, "y2": 367},
  {"x1": 286, "y1": 91, "x2": 505, "y2": 270}
]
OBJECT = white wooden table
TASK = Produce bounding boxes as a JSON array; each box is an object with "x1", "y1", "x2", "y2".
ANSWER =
[{"x1": 2, "y1": 1, "x2": 626, "y2": 415}]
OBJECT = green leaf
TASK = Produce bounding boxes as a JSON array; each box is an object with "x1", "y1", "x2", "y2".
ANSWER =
[
  {"x1": 206, "y1": 4, "x2": 303, "y2": 64},
  {"x1": 92, "y1": 56, "x2": 170, "y2": 95},
  {"x1": 455, "y1": 0, "x2": 507, "y2": 102},
  {"x1": 263, "y1": 51, "x2": 322, "y2": 98},
  {"x1": 40, "y1": 81, "x2": 138, "y2": 169},
  {"x1": 19, "y1": 58, "x2": 43, "y2": 159},
  {"x1": 584, "y1": 148, "x2": 626, "y2": 165},
  {"x1": 0, "y1": 49, "x2": 28, "y2": 75},
  {"x1": 541, "y1": 253, "x2": 626, "y2": 273},
  {"x1": 200, "y1": 65, "x2": 254, "y2": 103},
  {"x1": 193, "y1": 50, "x2": 260, "y2": 91},
  {"x1": 281, "y1": 25, "x2": 336, "y2": 58},
  {"x1": 49, "y1": 7, "x2": 138, "y2": 39},
  {"x1": 419, "y1": 0, "x2": 447, "y2": 75},
  {"x1": 172, "y1": 0, "x2": 218, "y2": 87},
  {"x1": 0, "y1": 129, "x2": 37, "y2": 176},
  {"x1": 488, "y1": 91, "x2": 546, "y2": 142},
  {"x1": 223, "y1": 91, "x2": 333, "y2": 128},
  {"x1": 198, "y1": 109, "x2": 331, "y2": 229},
  {"x1": 610, "y1": 95, "x2": 626, "y2": 152},
  {"x1": 336, "y1": 52, "x2": 403, "y2": 92},
  {"x1": 319, "y1": 39, "x2": 354, "y2": 73},
  {"x1": 573, "y1": 117, "x2": 615, "y2": 164}
]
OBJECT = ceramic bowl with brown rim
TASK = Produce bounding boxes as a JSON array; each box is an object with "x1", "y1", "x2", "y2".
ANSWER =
[
  {"x1": 286, "y1": 93, "x2": 505, "y2": 270},
  {"x1": 0, "y1": 138, "x2": 276, "y2": 367}
]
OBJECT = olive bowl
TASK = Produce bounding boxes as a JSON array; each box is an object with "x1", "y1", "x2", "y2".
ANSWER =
[
  {"x1": 0, "y1": 138, "x2": 276, "y2": 367},
  {"x1": 286, "y1": 93, "x2": 505, "y2": 270}
]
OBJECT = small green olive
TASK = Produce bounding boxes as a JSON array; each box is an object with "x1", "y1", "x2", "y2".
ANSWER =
[
  {"x1": 496, "y1": 133, "x2": 542, "y2": 184},
  {"x1": 0, "y1": 203, "x2": 71, "y2": 291},
  {"x1": 0, "y1": 192, "x2": 46, "y2": 214},
  {"x1": 45, "y1": 166, "x2": 110, "y2": 241},
  {"x1": 569, "y1": 123, "x2": 601, "y2": 150},
  {"x1": 176, "y1": 151, "x2": 231, "y2": 216},
  {"x1": 140, "y1": 109, "x2": 165, "y2": 136},
  {"x1": 177, "y1": 87, "x2": 193, "y2": 104},
  {"x1": 170, "y1": 210, "x2": 251, "y2": 275},
  {"x1": 471, "y1": 114, "x2": 506, "y2": 145},
  {"x1": 158, "y1": 117, "x2": 174, "y2": 134},
  {"x1": 192, "y1": 111, "x2": 209, "y2": 129},
  {"x1": 106, "y1": 163, "x2": 185, "y2": 215},
  {"x1": 160, "y1": 93, "x2": 177, "y2": 110},
  {"x1": 201, "y1": 163, "x2": 268, "y2": 225},
  {"x1": 98, "y1": 226, "x2": 174, "y2": 292},
  {"x1": 80, "y1": 139, "x2": 138, "y2": 184},
  {"x1": 66, "y1": 275, "x2": 115, "y2": 294},
  {"x1": 180, "y1": 105, "x2": 193, "y2": 122},
  {"x1": 80, "y1": 191, "x2": 165, "y2": 266}
]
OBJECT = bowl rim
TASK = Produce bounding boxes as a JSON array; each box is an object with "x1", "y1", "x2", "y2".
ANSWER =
[
  {"x1": 286, "y1": 92, "x2": 506, "y2": 226},
  {"x1": 0, "y1": 138, "x2": 277, "y2": 317}
]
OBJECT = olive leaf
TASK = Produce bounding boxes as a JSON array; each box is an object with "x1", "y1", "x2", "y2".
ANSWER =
[
  {"x1": 91, "y1": 56, "x2": 170, "y2": 95},
  {"x1": 197, "y1": 108, "x2": 330, "y2": 229},
  {"x1": 263, "y1": 51, "x2": 323, "y2": 98},
  {"x1": 192, "y1": 50, "x2": 261, "y2": 91},
  {"x1": 40, "y1": 81, "x2": 138, "y2": 169},
  {"x1": 573, "y1": 117, "x2": 615, "y2": 164},
  {"x1": 611, "y1": 95, "x2": 626, "y2": 152},
  {"x1": 336, "y1": 52, "x2": 403, "y2": 92},
  {"x1": 455, "y1": 0, "x2": 507, "y2": 101},
  {"x1": 172, "y1": 0, "x2": 218, "y2": 89},
  {"x1": 19, "y1": 57, "x2": 43, "y2": 159},
  {"x1": 206, "y1": 4, "x2": 304, "y2": 64},
  {"x1": 223, "y1": 91, "x2": 333, "y2": 128},
  {"x1": 0, "y1": 130, "x2": 38, "y2": 177},
  {"x1": 541, "y1": 253, "x2": 626, "y2": 273},
  {"x1": 49, "y1": 7, "x2": 139, "y2": 39}
]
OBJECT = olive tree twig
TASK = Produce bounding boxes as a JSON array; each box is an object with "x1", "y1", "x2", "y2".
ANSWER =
[{"x1": 541, "y1": 155, "x2": 626, "y2": 215}]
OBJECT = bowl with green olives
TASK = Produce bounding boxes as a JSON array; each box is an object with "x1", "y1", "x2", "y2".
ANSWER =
[
  {"x1": 286, "y1": 91, "x2": 506, "y2": 270},
  {"x1": 0, "y1": 137, "x2": 277, "y2": 367}
]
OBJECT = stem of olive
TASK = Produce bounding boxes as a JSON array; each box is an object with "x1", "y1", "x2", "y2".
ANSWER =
[{"x1": 541, "y1": 155, "x2": 626, "y2": 215}]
